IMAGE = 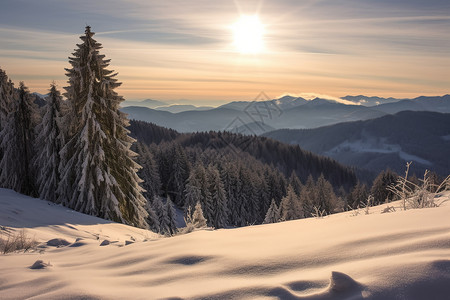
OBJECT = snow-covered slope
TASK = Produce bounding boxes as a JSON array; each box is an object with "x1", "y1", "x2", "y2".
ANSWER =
[{"x1": 1, "y1": 188, "x2": 449, "y2": 299}]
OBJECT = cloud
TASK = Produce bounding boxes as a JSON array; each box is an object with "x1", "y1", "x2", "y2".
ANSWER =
[{"x1": 278, "y1": 93, "x2": 358, "y2": 105}]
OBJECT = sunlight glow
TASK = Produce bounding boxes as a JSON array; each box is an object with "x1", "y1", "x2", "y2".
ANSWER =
[{"x1": 232, "y1": 15, "x2": 264, "y2": 54}]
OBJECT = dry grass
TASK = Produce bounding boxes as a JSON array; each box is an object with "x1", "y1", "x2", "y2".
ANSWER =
[{"x1": 0, "y1": 228, "x2": 39, "y2": 254}]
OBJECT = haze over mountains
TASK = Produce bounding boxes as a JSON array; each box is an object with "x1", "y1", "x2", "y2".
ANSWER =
[{"x1": 122, "y1": 94, "x2": 450, "y2": 134}]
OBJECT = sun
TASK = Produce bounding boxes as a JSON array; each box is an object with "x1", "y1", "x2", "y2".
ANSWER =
[{"x1": 232, "y1": 15, "x2": 265, "y2": 54}]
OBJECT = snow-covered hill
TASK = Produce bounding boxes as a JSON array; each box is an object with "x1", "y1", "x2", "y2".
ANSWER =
[{"x1": 1, "y1": 188, "x2": 449, "y2": 299}]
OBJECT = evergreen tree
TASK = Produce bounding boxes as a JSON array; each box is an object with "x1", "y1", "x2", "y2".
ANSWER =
[
  {"x1": 0, "y1": 68, "x2": 15, "y2": 136},
  {"x1": 264, "y1": 198, "x2": 280, "y2": 224},
  {"x1": 315, "y1": 174, "x2": 337, "y2": 214},
  {"x1": 300, "y1": 175, "x2": 316, "y2": 217},
  {"x1": 136, "y1": 142, "x2": 161, "y2": 201},
  {"x1": 184, "y1": 167, "x2": 202, "y2": 215},
  {"x1": 34, "y1": 83, "x2": 64, "y2": 202},
  {"x1": 258, "y1": 176, "x2": 271, "y2": 222},
  {"x1": 371, "y1": 169, "x2": 397, "y2": 205},
  {"x1": 153, "y1": 196, "x2": 169, "y2": 235},
  {"x1": 0, "y1": 82, "x2": 39, "y2": 196},
  {"x1": 289, "y1": 171, "x2": 303, "y2": 196},
  {"x1": 168, "y1": 144, "x2": 190, "y2": 206},
  {"x1": 165, "y1": 196, "x2": 178, "y2": 235},
  {"x1": 197, "y1": 164, "x2": 213, "y2": 225},
  {"x1": 191, "y1": 201, "x2": 207, "y2": 228},
  {"x1": 349, "y1": 182, "x2": 369, "y2": 208},
  {"x1": 146, "y1": 200, "x2": 160, "y2": 233},
  {"x1": 57, "y1": 26, "x2": 148, "y2": 228},
  {"x1": 280, "y1": 185, "x2": 303, "y2": 221},
  {"x1": 207, "y1": 165, "x2": 228, "y2": 228}
]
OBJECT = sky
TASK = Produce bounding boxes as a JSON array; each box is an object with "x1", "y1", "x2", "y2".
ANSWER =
[{"x1": 0, "y1": 0, "x2": 449, "y2": 105}]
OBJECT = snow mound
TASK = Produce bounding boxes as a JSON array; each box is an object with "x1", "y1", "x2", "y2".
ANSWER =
[
  {"x1": 30, "y1": 260, "x2": 51, "y2": 270},
  {"x1": 99, "y1": 240, "x2": 110, "y2": 246},
  {"x1": 46, "y1": 238, "x2": 70, "y2": 247}
]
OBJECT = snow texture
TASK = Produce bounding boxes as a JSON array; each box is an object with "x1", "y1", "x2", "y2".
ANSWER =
[{"x1": 0, "y1": 188, "x2": 449, "y2": 299}]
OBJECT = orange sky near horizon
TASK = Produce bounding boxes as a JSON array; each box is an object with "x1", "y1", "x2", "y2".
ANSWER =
[{"x1": 1, "y1": 1, "x2": 449, "y2": 105}]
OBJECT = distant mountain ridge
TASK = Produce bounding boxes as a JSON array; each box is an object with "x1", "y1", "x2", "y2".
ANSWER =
[
  {"x1": 263, "y1": 111, "x2": 450, "y2": 176},
  {"x1": 122, "y1": 94, "x2": 450, "y2": 133}
]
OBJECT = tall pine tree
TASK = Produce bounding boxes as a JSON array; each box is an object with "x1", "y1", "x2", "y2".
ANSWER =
[
  {"x1": 264, "y1": 198, "x2": 280, "y2": 224},
  {"x1": 165, "y1": 196, "x2": 178, "y2": 235},
  {"x1": 0, "y1": 68, "x2": 15, "y2": 136},
  {"x1": 0, "y1": 68, "x2": 15, "y2": 164},
  {"x1": 58, "y1": 26, "x2": 148, "y2": 228},
  {"x1": 280, "y1": 184, "x2": 303, "y2": 221},
  {"x1": 34, "y1": 83, "x2": 64, "y2": 202},
  {"x1": 0, "y1": 82, "x2": 39, "y2": 196},
  {"x1": 207, "y1": 165, "x2": 228, "y2": 228}
]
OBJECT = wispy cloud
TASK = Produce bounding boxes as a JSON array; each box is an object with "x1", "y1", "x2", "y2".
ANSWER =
[{"x1": 0, "y1": 0, "x2": 449, "y2": 102}]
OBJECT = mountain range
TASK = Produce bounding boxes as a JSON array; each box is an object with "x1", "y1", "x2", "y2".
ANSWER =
[
  {"x1": 263, "y1": 111, "x2": 450, "y2": 177},
  {"x1": 122, "y1": 94, "x2": 450, "y2": 133}
]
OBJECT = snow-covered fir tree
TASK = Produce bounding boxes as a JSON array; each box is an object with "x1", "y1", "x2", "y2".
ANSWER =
[
  {"x1": 146, "y1": 199, "x2": 160, "y2": 233},
  {"x1": 315, "y1": 174, "x2": 336, "y2": 214},
  {"x1": 0, "y1": 68, "x2": 15, "y2": 133},
  {"x1": 136, "y1": 142, "x2": 161, "y2": 201},
  {"x1": 280, "y1": 184, "x2": 303, "y2": 221},
  {"x1": 165, "y1": 196, "x2": 178, "y2": 235},
  {"x1": 57, "y1": 26, "x2": 148, "y2": 228},
  {"x1": 300, "y1": 174, "x2": 316, "y2": 217},
  {"x1": 153, "y1": 196, "x2": 169, "y2": 234},
  {"x1": 34, "y1": 83, "x2": 64, "y2": 202},
  {"x1": 207, "y1": 165, "x2": 228, "y2": 228},
  {"x1": 191, "y1": 201, "x2": 207, "y2": 228},
  {"x1": 191, "y1": 164, "x2": 213, "y2": 225},
  {"x1": 184, "y1": 167, "x2": 202, "y2": 215},
  {"x1": 0, "y1": 68, "x2": 15, "y2": 162},
  {"x1": 222, "y1": 163, "x2": 241, "y2": 226},
  {"x1": 0, "y1": 82, "x2": 39, "y2": 196},
  {"x1": 264, "y1": 198, "x2": 280, "y2": 224},
  {"x1": 258, "y1": 176, "x2": 271, "y2": 223},
  {"x1": 289, "y1": 171, "x2": 303, "y2": 196}
]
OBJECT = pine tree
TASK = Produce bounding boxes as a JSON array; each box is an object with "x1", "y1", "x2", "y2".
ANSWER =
[
  {"x1": 349, "y1": 182, "x2": 369, "y2": 208},
  {"x1": 264, "y1": 198, "x2": 280, "y2": 224},
  {"x1": 34, "y1": 83, "x2": 64, "y2": 202},
  {"x1": 168, "y1": 144, "x2": 190, "y2": 206},
  {"x1": 191, "y1": 201, "x2": 207, "y2": 228},
  {"x1": 289, "y1": 171, "x2": 303, "y2": 196},
  {"x1": 146, "y1": 200, "x2": 160, "y2": 233},
  {"x1": 300, "y1": 175, "x2": 316, "y2": 217},
  {"x1": 315, "y1": 174, "x2": 337, "y2": 214},
  {"x1": 0, "y1": 82, "x2": 39, "y2": 196},
  {"x1": 207, "y1": 165, "x2": 228, "y2": 228},
  {"x1": 184, "y1": 168, "x2": 203, "y2": 215},
  {"x1": 0, "y1": 68, "x2": 15, "y2": 165},
  {"x1": 258, "y1": 176, "x2": 271, "y2": 222},
  {"x1": 196, "y1": 164, "x2": 213, "y2": 225},
  {"x1": 371, "y1": 169, "x2": 397, "y2": 205},
  {"x1": 0, "y1": 68, "x2": 15, "y2": 135},
  {"x1": 57, "y1": 26, "x2": 148, "y2": 228},
  {"x1": 165, "y1": 196, "x2": 178, "y2": 235},
  {"x1": 136, "y1": 142, "x2": 161, "y2": 201},
  {"x1": 153, "y1": 196, "x2": 169, "y2": 235},
  {"x1": 280, "y1": 185, "x2": 303, "y2": 221}
]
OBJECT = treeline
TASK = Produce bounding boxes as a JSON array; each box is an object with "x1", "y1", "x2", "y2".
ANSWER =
[{"x1": 129, "y1": 120, "x2": 359, "y2": 228}]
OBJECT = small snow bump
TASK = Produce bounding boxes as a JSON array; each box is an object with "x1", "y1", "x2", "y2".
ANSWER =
[
  {"x1": 99, "y1": 239, "x2": 110, "y2": 246},
  {"x1": 329, "y1": 271, "x2": 359, "y2": 292},
  {"x1": 30, "y1": 260, "x2": 52, "y2": 269},
  {"x1": 46, "y1": 238, "x2": 70, "y2": 247}
]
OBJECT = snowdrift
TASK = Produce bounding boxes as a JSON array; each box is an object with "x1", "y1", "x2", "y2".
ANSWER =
[{"x1": 1, "y1": 188, "x2": 449, "y2": 299}]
